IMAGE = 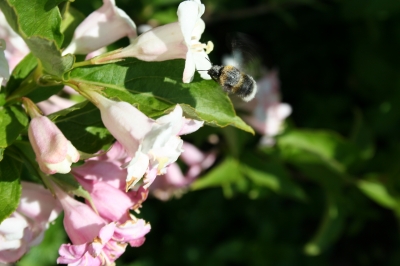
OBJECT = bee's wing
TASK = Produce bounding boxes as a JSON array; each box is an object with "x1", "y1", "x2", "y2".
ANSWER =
[{"x1": 225, "y1": 32, "x2": 262, "y2": 78}]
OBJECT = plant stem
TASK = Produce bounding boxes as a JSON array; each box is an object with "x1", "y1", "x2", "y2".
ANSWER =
[
  {"x1": 73, "y1": 60, "x2": 94, "y2": 68},
  {"x1": 6, "y1": 65, "x2": 42, "y2": 103}
]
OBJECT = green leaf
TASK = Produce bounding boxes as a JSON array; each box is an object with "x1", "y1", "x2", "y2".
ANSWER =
[
  {"x1": 276, "y1": 129, "x2": 357, "y2": 187},
  {"x1": 69, "y1": 59, "x2": 254, "y2": 133},
  {"x1": 357, "y1": 179, "x2": 400, "y2": 211},
  {"x1": 0, "y1": 93, "x2": 5, "y2": 106},
  {"x1": 48, "y1": 101, "x2": 114, "y2": 153},
  {"x1": 0, "y1": 152, "x2": 22, "y2": 223},
  {"x1": 240, "y1": 152, "x2": 306, "y2": 200},
  {"x1": 278, "y1": 129, "x2": 358, "y2": 168},
  {"x1": 0, "y1": 105, "x2": 29, "y2": 149},
  {"x1": 5, "y1": 53, "x2": 64, "y2": 102},
  {"x1": 12, "y1": 141, "x2": 43, "y2": 183},
  {"x1": 25, "y1": 85, "x2": 64, "y2": 103},
  {"x1": 191, "y1": 157, "x2": 243, "y2": 190},
  {"x1": 5, "y1": 53, "x2": 37, "y2": 96},
  {"x1": 1, "y1": 0, "x2": 63, "y2": 45},
  {"x1": 60, "y1": 5, "x2": 85, "y2": 49},
  {"x1": 304, "y1": 192, "x2": 346, "y2": 256},
  {"x1": 0, "y1": 0, "x2": 74, "y2": 76},
  {"x1": 24, "y1": 37, "x2": 74, "y2": 76}
]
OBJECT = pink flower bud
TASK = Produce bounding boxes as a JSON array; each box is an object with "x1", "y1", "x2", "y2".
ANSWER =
[{"x1": 28, "y1": 115, "x2": 80, "y2": 174}]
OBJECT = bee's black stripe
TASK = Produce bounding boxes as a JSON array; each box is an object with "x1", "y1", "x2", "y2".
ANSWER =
[{"x1": 236, "y1": 74, "x2": 255, "y2": 98}]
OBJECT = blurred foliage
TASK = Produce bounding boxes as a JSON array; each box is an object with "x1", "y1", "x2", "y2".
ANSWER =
[{"x1": 16, "y1": 0, "x2": 400, "y2": 265}]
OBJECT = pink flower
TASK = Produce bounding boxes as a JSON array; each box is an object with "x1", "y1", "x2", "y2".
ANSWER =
[
  {"x1": 0, "y1": 182, "x2": 62, "y2": 263},
  {"x1": 95, "y1": 0, "x2": 212, "y2": 83},
  {"x1": 28, "y1": 112, "x2": 80, "y2": 174},
  {"x1": 74, "y1": 142, "x2": 129, "y2": 189},
  {"x1": 0, "y1": 11, "x2": 29, "y2": 71},
  {"x1": 243, "y1": 70, "x2": 292, "y2": 145},
  {"x1": 117, "y1": 22, "x2": 188, "y2": 62},
  {"x1": 54, "y1": 183, "x2": 150, "y2": 266},
  {"x1": 62, "y1": 0, "x2": 137, "y2": 55},
  {"x1": 72, "y1": 143, "x2": 149, "y2": 223},
  {"x1": 151, "y1": 142, "x2": 217, "y2": 200},
  {"x1": 86, "y1": 91, "x2": 203, "y2": 190}
]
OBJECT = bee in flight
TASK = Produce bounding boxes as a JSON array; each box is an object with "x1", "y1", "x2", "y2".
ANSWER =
[
  {"x1": 205, "y1": 33, "x2": 259, "y2": 102},
  {"x1": 207, "y1": 64, "x2": 257, "y2": 102}
]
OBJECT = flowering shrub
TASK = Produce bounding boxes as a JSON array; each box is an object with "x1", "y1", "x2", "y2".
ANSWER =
[
  {"x1": 0, "y1": 0, "x2": 261, "y2": 265},
  {"x1": 2, "y1": 0, "x2": 399, "y2": 264}
]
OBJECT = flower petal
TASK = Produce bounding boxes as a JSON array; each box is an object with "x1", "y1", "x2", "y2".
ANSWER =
[
  {"x1": 94, "y1": 94, "x2": 154, "y2": 157},
  {"x1": 126, "y1": 151, "x2": 150, "y2": 190},
  {"x1": 114, "y1": 219, "x2": 151, "y2": 247},
  {"x1": 182, "y1": 50, "x2": 196, "y2": 83},
  {"x1": 63, "y1": 0, "x2": 137, "y2": 55},
  {"x1": 177, "y1": 1, "x2": 201, "y2": 45},
  {"x1": 178, "y1": 118, "x2": 204, "y2": 135},
  {"x1": 193, "y1": 50, "x2": 212, "y2": 80},
  {"x1": 88, "y1": 223, "x2": 116, "y2": 257}
]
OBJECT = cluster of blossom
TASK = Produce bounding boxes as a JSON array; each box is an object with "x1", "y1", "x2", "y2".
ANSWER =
[
  {"x1": 0, "y1": 0, "x2": 215, "y2": 265},
  {"x1": 0, "y1": 0, "x2": 292, "y2": 264}
]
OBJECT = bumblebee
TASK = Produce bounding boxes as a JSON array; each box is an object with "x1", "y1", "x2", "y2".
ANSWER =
[{"x1": 208, "y1": 64, "x2": 257, "y2": 102}]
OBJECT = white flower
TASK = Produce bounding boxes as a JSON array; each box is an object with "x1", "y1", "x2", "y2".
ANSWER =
[
  {"x1": 87, "y1": 91, "x2": 203, "y2": 190},
  {"x1": 97, "y1": 0, "x2": 212, "y2": 83},
  {"x1": 177, "y1": 0, "x2": 212, "y2": 82}
]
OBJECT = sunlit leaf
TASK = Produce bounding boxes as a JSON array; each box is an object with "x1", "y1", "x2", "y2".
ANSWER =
[
  {"x1": 0, "y1": 0, "x2": 74, "y2": 76},
  {"x1": 191, "y1": 157, "x2": 242, "y2": 190},
  {"x1": 0, "y1": 106, "x2": 29, "y2": 149},
  {"x1": 69, "y1": 58, "x2": 254, "y2": 133},
  {"x1": 48, "y1": 101, "x2": 114, "y2": 153},
  {"x1": 357, "y1": 179, "x2": 400, "y2": 211},
  {"x1": 241, "y1": 152, "x2": 306, "y2": 200},
  {"x1": 0, "y1": 152, "x2": 22, "y2": 223}
]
